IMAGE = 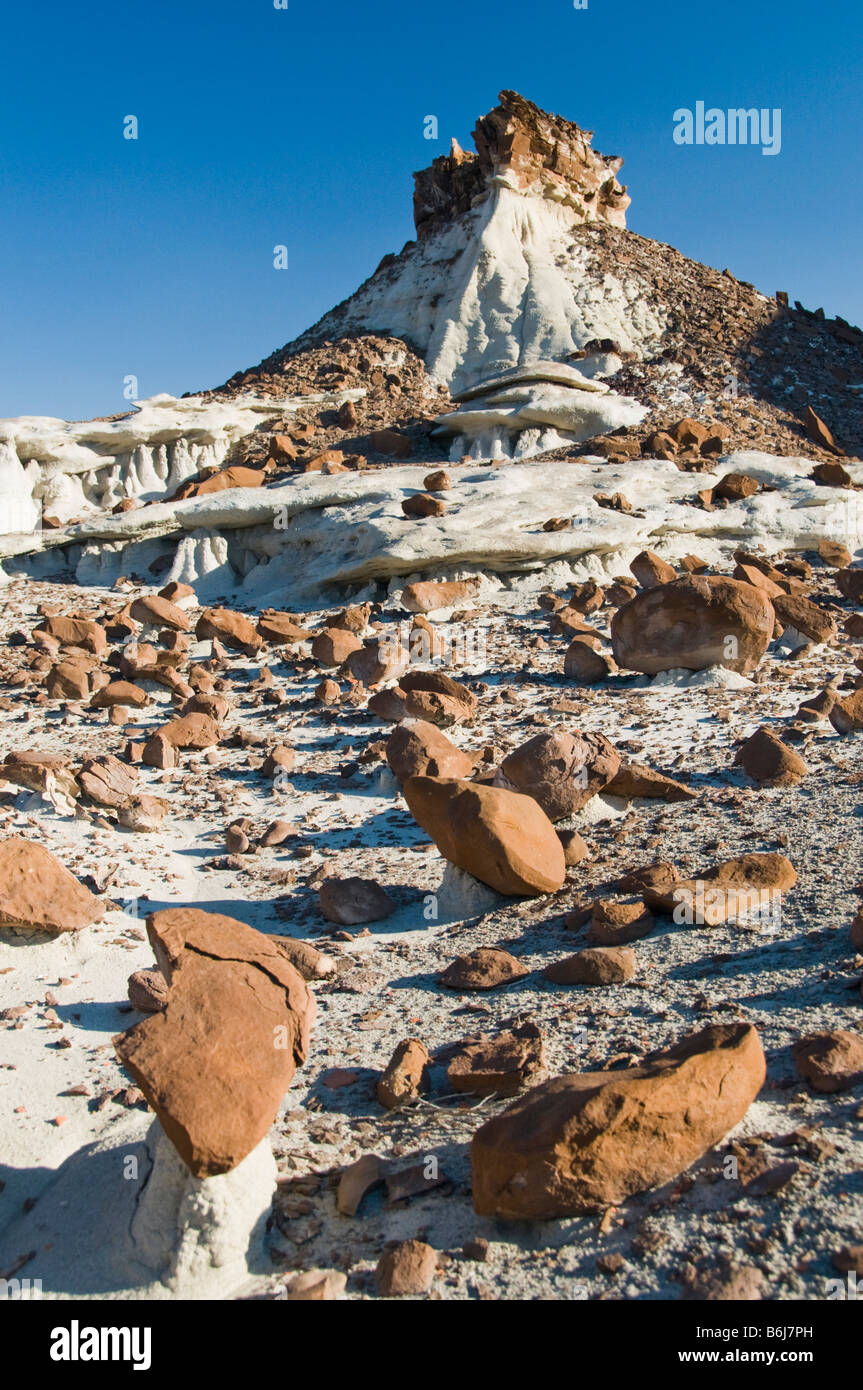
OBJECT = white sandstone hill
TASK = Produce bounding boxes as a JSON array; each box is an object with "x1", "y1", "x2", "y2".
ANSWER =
[{"x1": 0, "y1": 89, "x2": 861, "y2": 599}]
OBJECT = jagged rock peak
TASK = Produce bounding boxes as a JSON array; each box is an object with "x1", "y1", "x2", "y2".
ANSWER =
[{"x1": 413, "y1": 90, "x2": 630, "y2": 238}]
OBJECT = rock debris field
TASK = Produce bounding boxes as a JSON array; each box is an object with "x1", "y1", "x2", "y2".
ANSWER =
[{"x1": 0, "y1": 527, "x2": 862, "y2": 1301}]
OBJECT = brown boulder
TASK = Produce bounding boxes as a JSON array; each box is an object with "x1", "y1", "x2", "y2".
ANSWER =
[
  {"x1": 447, "y1": 1022, "x2": 546, "y2": 1096},
  {"x1": 2, "y1": 752, "x2": 79, "y2": 801},
  {"x1": 797, "y1": 687, "x2": 839, "y2": 723},
  {"x1": 286, "y1": 1269, "x2": 347, "y2": 1302},
  {"x1": 402, "y1": 492, "x2": 445, "y2": 518},
  {"x1": 835, "y1": 568, "x2": 863, "y2": 604},
  {"x1": 35, "y1": 615, "x2": 107, "y2": 655},
  {"x1": 144, "y1": 713, "x2": 220, "y2": 764},
  {"x1": 714, "y1": 472, "x2": 759, "y2": 502},
  {"x1": 195, "y1": 607, "x2": 263, "y2": 654},
  {"x1": 129, "y1": 595, "x2": 190, "y2": 631},
  {"x1": 276, "y1": 938, "x2": 335, "y2": 982},
  {"x1": 568, "y1": 579, "x2": 604, "y2": 614},
  {"x1": 128, "y1": 968, "x2": 169, "y2": 1012},
  {"x1": 182, "y1": 693, "x2": 231, "y2": 723},
  {"x1": 470, "y1": 1023, "x2": 765, "y2": 1218},
  {"x1": 376, "y1": 1240, "x2": 437, "y2": 1296},
  {"x1": 630, "y1": 550, "x2": 677, "y2": 589},
  {"x1": 404, "y1": 777, "x2": 566, "y2": 896},
  {"x1": 543, "y1": 946, "x2": 637, "y2": 985},
  {"x1": 606, "y1": 578, "x2": 639, "y2": 606},
  {"x1": 401, "y1": 670, "x2": 477, "y2": 726},
  {"x1": 772, "y1": 593, "x2": 836, "y2": 644},
  {"x1": 829, "y1": 690, "x2": 863, "y2": 733},
  {"x1": 605, "y1": 761, "x2": 695, "y2": 801},
  {"x1": 262, "y1": 745, "x2": 295, "y2": 778},
  {"x1": 440, "y1": 947, "x2": 529, "y2": 991},
  {"x1": 318, "y1": 876, "x2": 396, "y2": 925},
  {"x1": 818, "y1": 539, "x2": 852, "y2": 568},
  {"x1": 386, "y1": 720, "x2": 473, "y2": 784},
  {"x1": 803, "y1": 405, "x2": 844, "y2": 455},
  {"x1": 314, "y1": 678, "x2": 341, "y2": 705},
  {"x1": 793, "y1": 1030, "x2": 863, "y2": 1093},
  {"x1": 611, "y1": 576, "x2": 775, "y2": 675},
  {"x1": 563, "y1": 639, "x2": 616, "y2": 683},
  {"x1": 311, "y1": 627, "x2": 363, "y2": 667},
  {"x1": 733, "y1": 562, "x2": 784, "y2": 598},
  {"x1": 424, "y1": 469, "x2": 451, "y2": 491},
  {"x1": 670, "y1": 418, "x2": 710, "y2": 448},
  {"x1": 114, "y1": 907, "x2": 313, "y2": 1175},
  {"x1": 259, "y1": 819, "x2": 293, "y2": 848},
  {"x1": 370, "y1": 429, "x2": 412, "y2": 457},
  {"x1": 401, "y1": 578, "x2": 480, "y2": 613},
  {"x1": 376, "y1": 1038, "x2": 429, "y2": 1109},
  {"x1": 557, "y1": 829, "x2": 589, "y2": 865},
  {"x1": 89, "y1": 680, "x2": 149, "y2": 710},
  {"x1": 345, "y1": 637, "x2": 410, "y2": 687},
  {"x1": 158, "y1": 581, "x2": 195, "y2": 603},
  {"x1": 257, "y1": 611, "x2": 314, "y2": 645},
  {"x1": 367, "y1": 687, "x2": 410, "y2": 722},
  {"x1": 495, "y1": 730, "x2": 619, "y2": 820},
  {"x1": 46, "y1": 660, "x2": 95, "y2": 700},
  {"x1": 330, "y1": 603, "x2": 374, "y2": 633},
  {"x1": 269, "y1": 433, "x2": 298, "y2": 462},
  {"x1": 78, "y1": 754, "x2": 138, "y2": 808},
  {"x1": 550, "y1": 607, "x2": 601, "y2": 642},
  {"x1": 735, "y1": 727, "x2": 807, "y2": 786},
  {"x1": 0, "y1": 837, "x2": 105, "y2": 934},
  {"x1": 172, "y1": 465, "x2": 266, "y2": 499},
  {"x1": 141, "y1": 732, "x2": 177, "y2": 770},
  {"x1": 588, "y1": 898, "x2": 654, "y2": 945},
  {"x1": 644, "y1": 853, "x2": 796, "y2": 925},
  {"x1": 812, "y1": 460, "x2": 853, "y2": 487},
  {"x1": 117, "y1": 795, "x2": 169, "y2": 832}
]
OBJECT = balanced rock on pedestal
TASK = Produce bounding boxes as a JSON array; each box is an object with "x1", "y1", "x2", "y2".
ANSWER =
[
  {"x1": 115, "y1": 907, "x2": 314, "y2": 1176},
  {"x1": 403, "y1": 776, "x2": 565, "y2": 896}
]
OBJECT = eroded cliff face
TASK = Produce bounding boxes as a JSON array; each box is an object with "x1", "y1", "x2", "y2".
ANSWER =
[
  {"x1": 413, "y1": 90, "x2": 630, "y2": 237},
  {"x1": 0, "y1": 89, "x2": 860, "y2": 548}
]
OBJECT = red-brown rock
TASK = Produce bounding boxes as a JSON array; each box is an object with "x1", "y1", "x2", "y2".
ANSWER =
[
  {"x1": 793, "y1": 1030, "x2": 863, "y2": 1093},
  {"x1": 471, "y1": 1023, "x2": 765, "y2": 1217},
  {"x1": 114, "y1": 907, "x2": 314, "y2": 1175},
  {"x1": 386, "y1": 720, "x2": 474, "y2": 784},
  {"x1": 404, "y1": 777, "x2": 566, "y2": 896},
  {"x1": 495, "y1": 730, "x2": 619, "y2": 820},
  {"x1": 611, "y1": 576, "x2": 775, "y2": 675},
  {"x1": 440, "y1": 946, "x2": 529, "y2": 990},
  {"x1": 195, "y1": 607, "x2": 263, "y2": 654},
  {"x1": 0, "y1": 837, "x2": 105, "y2": 934}
]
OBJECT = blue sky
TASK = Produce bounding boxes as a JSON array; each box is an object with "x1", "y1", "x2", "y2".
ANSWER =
[{"x1": 1, "y1": 0, "x2": 860, "y2": 419}]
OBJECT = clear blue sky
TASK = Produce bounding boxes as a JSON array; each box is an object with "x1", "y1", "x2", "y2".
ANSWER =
[{"x1": 1, "y1": 0, "x2": 860, "y2": 420}]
